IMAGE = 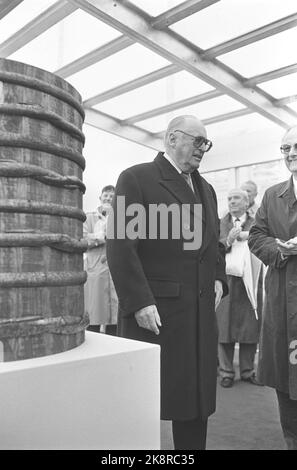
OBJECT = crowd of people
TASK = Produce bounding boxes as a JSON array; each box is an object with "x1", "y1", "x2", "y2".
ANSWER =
[{"x1": 83, "y1": 115, "x2": 297, "y2": 450}]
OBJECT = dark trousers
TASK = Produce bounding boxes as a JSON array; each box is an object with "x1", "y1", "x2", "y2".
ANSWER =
[
  {"x1": 276, "y1": 390, "x2": 297, "y2": 450},
  {"x1": 87, "y1": 325, "x2": 100, "y2": 333},
  {"x1": 218, "y1": 342, "x2": 257, "y2": 379},
  {"x1": 172, "y1": 418, "x2": 208, "y2": 450}
]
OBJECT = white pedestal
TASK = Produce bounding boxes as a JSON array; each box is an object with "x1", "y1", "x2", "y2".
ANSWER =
[{"x1": 0, "y1": 332, "x2": 160, "y2": 450}]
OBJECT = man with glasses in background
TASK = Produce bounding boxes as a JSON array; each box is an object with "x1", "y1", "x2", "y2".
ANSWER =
[
  {"x1": 107, "y1": 115, "x2": 228, "y2": 449},
  {"x1": 249, "y1": 126, "x2": 297, "y2": 449}
]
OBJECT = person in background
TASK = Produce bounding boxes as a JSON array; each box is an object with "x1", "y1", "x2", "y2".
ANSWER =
[
  {"x1": 84, "y1": 185, "x2": 118, "y2": 335},
  {"x1": 216, "y1": 189, "x2": 262, "y2": 388},
  {"x1": 240, "y1": 180, "x2": 259, "y2": 218},
  {"x1": 249, "y1": 126, "x2": 297, "y2": 450},
  {"x1": 106, "y1": 115, "x2": 228, "y2": 450}
]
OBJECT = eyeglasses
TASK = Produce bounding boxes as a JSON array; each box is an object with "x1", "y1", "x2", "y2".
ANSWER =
[
  {"x1": 174, "y1": 129, "x2": 213, "y2": 152},
  {"x1": 280, "y1": 143, "x2": 297, "y2": 154}
]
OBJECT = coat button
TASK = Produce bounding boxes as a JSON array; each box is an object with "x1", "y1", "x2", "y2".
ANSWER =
[{"x1": 199, "y1": 289, "x2": 203, "y2": 297}]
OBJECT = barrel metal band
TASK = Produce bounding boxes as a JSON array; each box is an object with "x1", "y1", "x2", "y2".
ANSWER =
[
  {"x1": 0, "y1": 232, "x2": 88, "y2": 253},
  {"x1": 0, "y1": 271, "x2": 87, "y2": 288},
  {"x1": 0, "y1": 133, "x2": 85, "y2": 170},
  {"x1": 0, "y1": 104, "x2": 85, "y2": 144},
  {"x1": 0, "y1": 314, "x2": 89, "y2": 338},
  {"x1": 0, "y1": 71, "x2": 85, "y2": 119},
  {"x1": 0, "y1": 160, "x2": 86, "y2": 193},
  {"x1": 0, "y1": 199, "x2": 86, "y2": 221}
]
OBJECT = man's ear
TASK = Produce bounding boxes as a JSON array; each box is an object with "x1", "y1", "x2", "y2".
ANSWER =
[{"x1": 168, "y1": 132, "x2": 176, "y2": 148}]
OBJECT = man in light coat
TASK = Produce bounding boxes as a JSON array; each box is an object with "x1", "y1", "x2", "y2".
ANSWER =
[
  {"x1": 107, "y1": 115, "x2": 228, "y2": 450},
  {"x1": 249, "y1": 126, "x2": 297, "y2": 449}
]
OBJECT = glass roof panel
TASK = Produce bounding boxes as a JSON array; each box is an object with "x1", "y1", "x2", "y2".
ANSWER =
[
  {"x1": 10, "y1": 9, "x2": 120, "y2": 72},
  {"x1": 219, "y1": 28, "x2": 297, "y2": 78},
  {"x1": 130, "y1": 0, "x2": 184, "y2": 16},
  {"x1": 205, "y1": 113, "x2": 282, "y2": 138},
  {"x1": 171, "y1": 0, "x2": 297, "y2": 50},
  {"x1": 137, "y1": 95, "x2": 246, "y2": 133},
  {"x1": 66, "y1": 44, "x2": 171, "y2": 101},
  {"x1": 288, "y1": 102, "x2": 297, "y2": 113},
  {"x1": 258, "y1": 73, "x2": 297, "y2": 99},
  {"x1": 0, "y1": 0, "x2": 57, "y2": 44},
  {"x1": 94, "y1": 71, "x2": 214, "y2": 120}
]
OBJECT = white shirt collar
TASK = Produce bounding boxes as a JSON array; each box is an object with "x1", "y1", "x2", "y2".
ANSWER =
[
  {"x1": 293, "y1": 175, "x2": 297, "y2": 199},
  {"x1": 163, "y1": 152, "x2": 182, "y2": 174},
  {"x1": 231, "y1": 213, "x2": 247, "y2": 225}
]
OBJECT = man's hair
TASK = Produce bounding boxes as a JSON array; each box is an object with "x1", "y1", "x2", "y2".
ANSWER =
[
  {"x1": 241, "y1": 180, "x2": 257, "y2": 191},
  {"x1": 101, "y1": 185, "x2": 115, "y2": 194},
  {"x1": 228, "y1": 188, "x2": 249, "y2": 204}
]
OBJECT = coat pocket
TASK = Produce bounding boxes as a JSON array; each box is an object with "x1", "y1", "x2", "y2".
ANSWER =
[{"x1": 147, "y1": 279, "x2": 180, "y2": 298}]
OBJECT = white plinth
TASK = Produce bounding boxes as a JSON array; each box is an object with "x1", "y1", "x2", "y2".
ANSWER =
[{"x1": 0, "y1": 332, "x2": 160, "y2": 450}]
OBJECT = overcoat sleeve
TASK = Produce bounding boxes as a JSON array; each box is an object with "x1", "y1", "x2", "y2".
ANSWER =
[
  {"x1": 248, "y1": 190, "x2": 288, "y2": 269},
  {"x1": 106, "y1": 169, "x2": 156, "y2": 317}
]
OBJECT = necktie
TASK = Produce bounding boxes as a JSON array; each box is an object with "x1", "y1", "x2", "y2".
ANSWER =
[
  {"x1": 234, "y1": 217, "x2": 241, "y2": 228},
  {"x1": 181, "y1": 172, "x2": 194, "y2": 192}
]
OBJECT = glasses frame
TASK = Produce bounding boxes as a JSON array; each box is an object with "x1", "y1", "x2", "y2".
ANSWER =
[
  {"x1": 174, "y1": 129, "x2": 213, "y2": 152},
  {"x1": 280, "y1": 143, "x2": 297, "y2": 154}
]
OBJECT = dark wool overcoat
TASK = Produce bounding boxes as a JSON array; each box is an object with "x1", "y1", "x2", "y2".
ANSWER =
[
  {"x1": 106, "y1": 153, "x2": 228, "y2": 420},
  {"x1": 216, "y1": 213, "x2": 262, "y2": 343},
  {"x1": 248, "y1": 177, "x2": 297, "y2": 399}
]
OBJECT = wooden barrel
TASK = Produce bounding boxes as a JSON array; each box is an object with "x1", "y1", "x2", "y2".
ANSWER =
[{"x1": 0, "y1": 58, "x2": 88, "y2": 361}]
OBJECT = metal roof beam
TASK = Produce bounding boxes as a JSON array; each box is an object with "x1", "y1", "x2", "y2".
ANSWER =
[
  {"x1": 152, "y1": 0, "x2": 220, "y2": 29},
  {"x1": 0, "y1": 0, "x2": 23, "y2": 20},
  {"x1": 124, "y1": 90, "x2": 222, "y2": 124},
  {"x1": 203, "y1": 13, "x2": 297, "y2": 59},
  {"x1": 84, "y1": 107, "x2": 163, "y2": 151},
  {"x1": 69, "y1": 0, "x2": 296, "y2": 129},
  {"x1": 55, "y1": 35, "x2": 133, "y2": 78},
  {"x1": 278, "y1": 95, "x2": 297, "y2": 106},
  {"x1": 245, "y1": 63, "x2": 297, "y2": 86},
  {"x1": 83, "y1": 64, "x2": 180, "y2": 107},
  {"x1": 84, "y1": 62, "x2": 297, "y2": 109},
  {"x1": 0, "y1": 0, "x2": 77, "y2": 57},
  {"x1": 203, "y1": 108, "x2": 251, "y2": 125}
]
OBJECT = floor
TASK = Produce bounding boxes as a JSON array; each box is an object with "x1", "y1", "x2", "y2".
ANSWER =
[{"x1": 161, "y1": 351, "x2": 286, "y2": 450}]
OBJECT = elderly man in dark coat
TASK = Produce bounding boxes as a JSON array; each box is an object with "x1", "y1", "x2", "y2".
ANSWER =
[
  {"x1": 216, "y1": 189, "x2": 262, "y2": 388},
  {"x1": 249, "y1": 126, "x2": 297, "y2": 450},
  {"x1": 106, "y1": 115, "x2": 228, "y2": 450}
]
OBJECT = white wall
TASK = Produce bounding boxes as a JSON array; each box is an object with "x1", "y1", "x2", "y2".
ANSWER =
[
  {"x1": 200, "y1": 114, "x2": 285, "y2": 173},
  {"x1": 82, "y1": 124, "x2": 155, "y2": 212}
]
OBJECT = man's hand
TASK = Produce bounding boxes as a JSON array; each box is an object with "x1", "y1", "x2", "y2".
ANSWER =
[
  {"x1": 237, "y1": 230, "x2": 249, "y2": 241},
  {"x1": 135, "y1": 305, "x2": 162, "y2": 335},
  {"x1": 227, "y1": 227, "x2": 242, "y2": 245},
  {"x1": 215, "y1": 280, "x2": 223, "y2": 311},
  {"x1": 276, "y1": 238, "x2": 297, "y2": 256}
]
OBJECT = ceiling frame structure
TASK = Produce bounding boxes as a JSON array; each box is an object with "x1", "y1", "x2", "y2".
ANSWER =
[{"x1": 0, "y1": 0, "x2": 296, "y2": 151}]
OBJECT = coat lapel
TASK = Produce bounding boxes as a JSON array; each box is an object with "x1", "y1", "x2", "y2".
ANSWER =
[
  {"x1": 154, "y1": 153, "x2": 218, "y2": 254},
  {"x1": 154, "y1": 153, "x2": 198, "y2": 207}
]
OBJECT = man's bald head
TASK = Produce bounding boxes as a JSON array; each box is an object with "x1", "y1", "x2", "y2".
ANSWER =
[{"x1": 164, "y1": 115, "x2": 209, "y2": 173}]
